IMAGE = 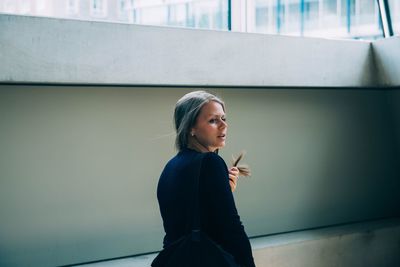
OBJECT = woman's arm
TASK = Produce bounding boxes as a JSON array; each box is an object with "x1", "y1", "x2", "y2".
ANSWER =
[{"x1": 201, "y1": 153, "x2": 256, "y2": 267}]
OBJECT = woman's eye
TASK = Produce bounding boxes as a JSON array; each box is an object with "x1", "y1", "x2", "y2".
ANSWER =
[{"x1": 209, "y1": 118, "x2": 226, "y2": 124}]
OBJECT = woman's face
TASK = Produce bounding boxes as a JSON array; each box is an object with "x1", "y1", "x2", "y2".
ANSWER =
[{"x1": 190, "y1": 101, "x2": 227, "y2": 152}]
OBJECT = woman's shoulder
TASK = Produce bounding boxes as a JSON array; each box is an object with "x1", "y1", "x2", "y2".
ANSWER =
[
  {"x1": 201, "y1": 153, "x2": 230, "y2": 193},
  {"x1": 165, "y1": 148, "x2": 227, "y2": 172},
  {"x1": 203, "y1": 151, "x2": 223, "y2": 161},
  {"x1": 202, "y1": 152, "x2": 228, "y2": 172}
]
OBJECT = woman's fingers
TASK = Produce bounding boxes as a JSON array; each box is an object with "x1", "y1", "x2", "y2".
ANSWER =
[
  {"x1": 229, "y1": 173, "x2": 238, "y2": 192},
  {"x1": 229, "y1": 167, "x2": 239, "y2": 177},
  {"x1": 229, "y1": 179, "x2": 236, "y2": 192},
  {"x1": 228, "y1": 167, "x2": 239, "y2": 192}
]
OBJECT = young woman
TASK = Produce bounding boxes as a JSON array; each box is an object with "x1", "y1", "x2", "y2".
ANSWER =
[{"x1": 155, "y1": 91, "x2": 256, "y2": 267}]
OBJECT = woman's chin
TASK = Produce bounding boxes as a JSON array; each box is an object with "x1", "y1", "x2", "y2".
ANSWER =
[{"x1": 216, "y1": 142, "x2": 226, "y2": 149}]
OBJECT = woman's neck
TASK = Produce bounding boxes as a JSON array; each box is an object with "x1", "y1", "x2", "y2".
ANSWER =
[{"x1": 187, "y1": 138, "x2": 215, "y2": 153}]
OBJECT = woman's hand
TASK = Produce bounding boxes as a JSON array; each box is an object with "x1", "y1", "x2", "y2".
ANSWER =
[{"x1": 228, "y1": 167, "x2": 239, "y2": 192}]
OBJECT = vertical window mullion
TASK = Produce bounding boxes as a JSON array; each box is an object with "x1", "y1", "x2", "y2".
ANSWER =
[{"x1": 377, "y1": 0, "x2": 394, "y2": 37}]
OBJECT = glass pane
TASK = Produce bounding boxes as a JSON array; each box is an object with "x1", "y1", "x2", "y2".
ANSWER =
[
  {"x1": 0, "y1": 0, "x2": 392, "y2": 39},
  {"x1": 388, "y1": 0, "x2": 400, "y2": 35},
  {"x1": 0, "y1": 0, "x2": 229, "y2": 31},
  {"x1": 250, "y1": 0, "x2": 383, "y2": 40},
  {"x1": 133, "y1": 0, "x2": 228, "y2": 30}
]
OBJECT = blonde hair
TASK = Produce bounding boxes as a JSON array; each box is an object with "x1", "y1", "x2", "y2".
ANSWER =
[{"x1": 174, "y1": 90, "x2": 225, "y2": 151}]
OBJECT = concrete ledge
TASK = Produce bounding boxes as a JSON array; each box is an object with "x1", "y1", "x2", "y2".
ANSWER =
[
  {"x1": 372, "y1": 36, "x2": 400, "y2": 87},
  {"x1": 0, "y1": 14, "x2": 374, "y2": 87},
  {"x1": 252, "y1": 218, "x2": 400, "y2": 267},
  {"x1": 75, "y1": 218, "x2": 400, "y2": 267}
]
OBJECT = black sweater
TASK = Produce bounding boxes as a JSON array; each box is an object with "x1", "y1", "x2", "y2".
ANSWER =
[{"x1": 156, "y1": 147, "x2": 256, "y2": 267}]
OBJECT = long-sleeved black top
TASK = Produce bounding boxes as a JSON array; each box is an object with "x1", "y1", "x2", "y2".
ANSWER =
[{"x1": 156, "y1": 147, "x2": 256, "y2": 267}]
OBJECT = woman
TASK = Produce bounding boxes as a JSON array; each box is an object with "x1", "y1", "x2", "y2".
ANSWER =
[{"x1": 156, "y1": 90, "x2": 256, "y2": 267}]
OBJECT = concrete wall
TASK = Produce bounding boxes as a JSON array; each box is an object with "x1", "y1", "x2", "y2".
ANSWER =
[
  {"x1": 0, "y1": 86, "x2": 399, "y2": 267},
  {"x1": 372, "y1": 37, "x2": 400, "y2": 87},
  {"x1": 0, "y1": 14, "x2": 375, "y2": 87},
  {"x1": 251, "y1": 218, "x2": 400, "y2": 267},
  {"x1": 387, "y1": 89, "x2": 400, "y2": 166}
]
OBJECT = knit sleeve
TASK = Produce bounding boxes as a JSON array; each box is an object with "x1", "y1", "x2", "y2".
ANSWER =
[{"x1": 201, "y1": 152, "x2": 256, "y2": 267}]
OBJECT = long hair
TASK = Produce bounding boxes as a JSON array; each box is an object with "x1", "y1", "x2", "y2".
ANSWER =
[{"x1": 174, "y1": 90, "x2": 225, "y2": 151}]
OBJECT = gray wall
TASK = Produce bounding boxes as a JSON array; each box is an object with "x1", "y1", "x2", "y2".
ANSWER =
[
  {"x1": 0, "y1": 86, "x2": 399, "y2": 267},
  {"x1": 372, "y1": 36, "x2": 400, "y2": 87},
  {"x1": 388, "y1": 89, "x2": 400, "y2": 166}
]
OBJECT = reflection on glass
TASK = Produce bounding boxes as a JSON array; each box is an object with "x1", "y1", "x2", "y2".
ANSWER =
[
  {"x1": 388, "y1": 0, "x2": 400, "y2": 35},
  {"x1": 250, "y1": 0, "x2": 383, "y2": 40},
  {"x1": 0, "y1": 0, "x2": 397, "y2": 39},
  {"x1": 0, "y1": 0, "x2": 229, "y2": 31},
  {"x1": 133, "y1": 0, "x2": 228, "y2": 30}
]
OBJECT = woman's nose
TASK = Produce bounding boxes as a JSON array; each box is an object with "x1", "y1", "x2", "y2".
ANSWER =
[{"x1": 220, "y1": 119, "x2": 227, "y2": 128}]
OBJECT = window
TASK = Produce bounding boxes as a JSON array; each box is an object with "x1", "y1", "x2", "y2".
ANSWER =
[
  {"x1": 0, "y1": 0, "x2": 396, "y2": 40},
  {"x1": 137, "y1": 6, "x2": 168, "y2": 25},
  {"x1": 2, "y1": 0, "x2": 16, "y2": 13},
  {"x1": 249, "y1": 0, "x2": 382, "y2": 40},
  {"x1": 35, "y1": 0, "x2": 46, "y2": 15},
  {"x1": 132, "y1": 0, "x2": 228, "y2": 31},
  {"x1": 67, "y1": 0, "x2": 79, "y2": 16},
  {"x1": 90, "y1": 0, "x2": 107, "y2": 18},
  {"x1": 167, "y1": 4, "x2": 187, "y2": 27},
  {"x1": 117, "y1": 0, "x2": 128, "y2": 20},
  {"x1": 19, "y1": 0, "x2": 32, "y2": 14},
  {"x1": 255, "y1": 4, "x2": 269, "y2": 33},
  {"x1": 388, "y1": 0, "x2": 400, "y2": 35}
]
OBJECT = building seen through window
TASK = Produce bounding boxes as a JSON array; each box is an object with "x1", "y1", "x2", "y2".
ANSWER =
[
  {"x1": 0, "y1": 0, "x2": 398, "y2": 40},
  {"x1": 67, "y1": 0, "x2": 79, "y2": 16},
  {"x1": 250, "y1": 0, "x2": 383, "y2": 40},
  {"x1": 388, "y1": 0, "x2": 399, "y2": 34}
]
